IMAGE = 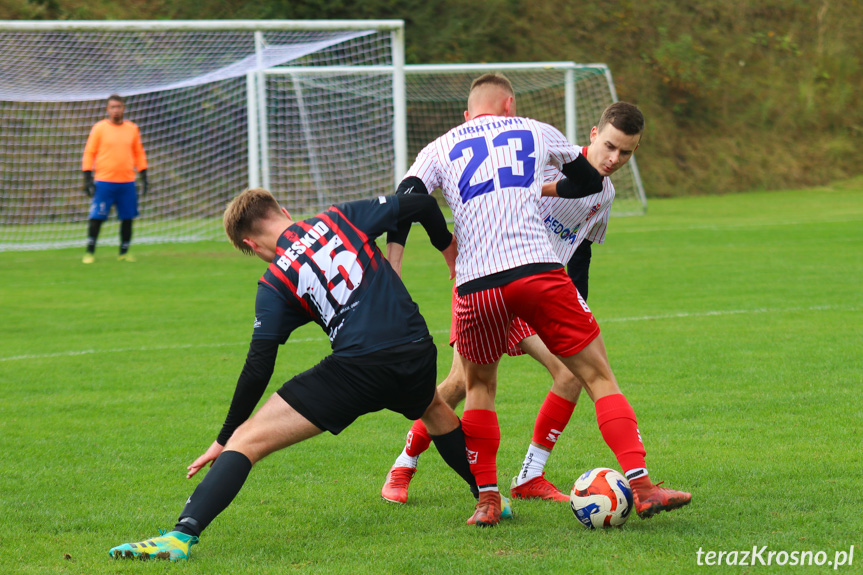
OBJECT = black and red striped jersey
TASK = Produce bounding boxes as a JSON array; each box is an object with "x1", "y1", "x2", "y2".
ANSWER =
[{"x1": 252, "y1": 196, "x2": 430, "y2": 357}]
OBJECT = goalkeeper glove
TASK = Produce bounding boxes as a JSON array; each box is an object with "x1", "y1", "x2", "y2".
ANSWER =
[
  {"x1": 138, "y1": 169, "x2": 148, "y2": 197},
  {"x1": 82, "y1": 170, "x2": 95, "y2": 197}
]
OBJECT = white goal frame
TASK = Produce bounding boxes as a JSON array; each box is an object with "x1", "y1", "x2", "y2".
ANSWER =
[{"x1": 0, "y1": 21, "x2": 645, "y2": 251}]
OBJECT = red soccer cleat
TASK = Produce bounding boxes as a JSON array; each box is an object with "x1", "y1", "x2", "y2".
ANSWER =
[
  {"x1": 466, "y1": 491, "x2": 502, "y2": 527},
  {"x1": 381, "y1": 466, "x2": 416, "y2": 504},
  {"x1": 509, "y1": 473, "x2": 570, "y2": 502},
  {"x1": 631, "y1": 479, "x2": 691, "y2": 519}
]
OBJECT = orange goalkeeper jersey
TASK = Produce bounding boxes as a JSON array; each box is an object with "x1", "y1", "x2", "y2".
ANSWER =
[{"x1": 82, "y1": 119, "x2": 147, "y2": 183}]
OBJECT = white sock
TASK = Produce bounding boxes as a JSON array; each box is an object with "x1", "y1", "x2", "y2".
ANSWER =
[
  {"x1": 625, "y1": 468, "x2": 648, "y2": 482},
  {"x1": 393, "y1": 447, "x2": 419, "y2": 470},
  {"x1": 516, "y1": 444, "x2": 551, "y2": 486}
]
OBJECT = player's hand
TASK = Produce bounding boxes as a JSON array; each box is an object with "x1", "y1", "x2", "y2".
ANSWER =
[
  {"x1": 82, "y1": 170, "x2": 95, "y2": 198},
  {"x1": 441, "y1": 236, "x2": 458, "y2": 280},
  {"x1": 186, "y1": 440, "x2": 224, "y2": 478}
]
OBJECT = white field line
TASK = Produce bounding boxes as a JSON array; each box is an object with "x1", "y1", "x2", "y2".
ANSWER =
[
  {"x1": 599, "y1": 304, "x2": 858, "y2": 324},
  {"x1": 2, "y1": 304, "x2": 857, "y2": 363},
  {"x1": 611, "y1": 215, "x2": 863, "y2": 234}
]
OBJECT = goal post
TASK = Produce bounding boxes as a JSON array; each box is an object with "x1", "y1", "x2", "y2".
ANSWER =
[
  {"x1": 0, "y1": 19, "x2": 405, "y2": 251},
  {"x1": 0, "y1": 20, "x2": 645, "y2": 253},
  {"x1": 403, "y1": 62, "x2": 647, "y2": 216}
]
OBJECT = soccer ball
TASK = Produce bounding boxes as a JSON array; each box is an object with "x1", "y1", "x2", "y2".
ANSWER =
[{"x1": 570, "y1": 467, "x2": 633, "y2": 529}]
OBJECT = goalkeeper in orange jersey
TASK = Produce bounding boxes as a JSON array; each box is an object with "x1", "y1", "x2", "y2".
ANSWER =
[{"x1": 81, "y1": 94, "x2": 148, "y2": 263}]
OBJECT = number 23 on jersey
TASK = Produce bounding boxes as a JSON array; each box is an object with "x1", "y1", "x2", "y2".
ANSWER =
[{"x1": 448, "y1": 129, "x2": 536, "y2": 203}]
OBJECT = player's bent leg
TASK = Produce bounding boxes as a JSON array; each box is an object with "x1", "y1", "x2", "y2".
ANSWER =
[
  {"x1": 556, "y1": 334, "x2": 620, "y2": 402},
  {"x1": 438, "y1": 345, "x2": 469, "y2": 408},
  {"x1": 419, "y1": 395, "x2": 479, "y2": 499},
  {"x1": 381, "y1": 347, "x2": 470, "y2": 504},
  {"x1": 507, "y1": 335, "x2": 578, "y2": 502},
  {"x1": 224, "y1": 392, "x2": 324, "y2": 464},
  {"x1": 560, "y1": 337, "x2": 692, "y2": 518},
  {"x1": 461, "y1": 359, "x2": 503, "y2": 526},
  {"x1": 153, "y1": 394, "x2": 324, "y2": 551},
  {"x1": 518, "y1": 334, "x2": 582, "y2": 404}
]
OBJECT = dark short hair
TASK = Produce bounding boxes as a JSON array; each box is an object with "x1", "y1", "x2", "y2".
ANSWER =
[
  {"x1": 469, "y1": 73, "x2": 514, "y2": 97},
  {"x1": 107, "y1": 94, "x2": 125, "y2": 105},
  {"x1": 596, "y1": 102, "x2": 644, "y2": 136}
]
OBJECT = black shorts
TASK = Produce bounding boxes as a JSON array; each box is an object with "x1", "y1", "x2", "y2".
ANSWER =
[{"x1": 277, "y1": 338, "x2": 437, "y2": 435}]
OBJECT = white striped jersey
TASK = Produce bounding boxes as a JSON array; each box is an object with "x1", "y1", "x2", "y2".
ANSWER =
[
  {"x1": 539, "y1": 150, "x2": 615, "y2": 265},
  {"x1": 404, "y1": 115, "x2": 581, "y2": 287}
]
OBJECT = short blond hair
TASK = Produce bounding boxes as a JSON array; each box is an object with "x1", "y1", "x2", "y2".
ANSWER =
[{"x1": 223, "y1": 188, "x2": 283, "y2": 255}]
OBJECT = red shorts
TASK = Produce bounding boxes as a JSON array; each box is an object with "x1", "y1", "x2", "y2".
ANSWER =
[
  {"x1": 453, "y1": 268, "x2": 600, "y2": 365},
  {"x1": 449, "y1": 285, "x2": 533, "y2": 357}
]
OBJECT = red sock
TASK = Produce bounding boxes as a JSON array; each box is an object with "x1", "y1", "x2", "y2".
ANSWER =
[
  {"x1": 532, "y1": 391, "x2": 576, "y2": 449},
  {"x1": 595, "y1": 393, "x2": 646, "y2": 473},
  {"x1": 461, "y1": 409, "x2": 500, "y2": 488},
  {"x1": 405, "y1": 419, "x2": 432, "y2": 457}
]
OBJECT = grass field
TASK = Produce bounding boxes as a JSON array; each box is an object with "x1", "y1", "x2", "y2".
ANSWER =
[{"x1": 1, "y1": 179, "x2": 862, "y2": 574}]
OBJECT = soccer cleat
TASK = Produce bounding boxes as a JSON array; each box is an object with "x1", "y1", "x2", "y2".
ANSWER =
[
  {"x1": 117, "y1": 253, "x2": 136, "y2": 262},
  {"x1": 500, "y1": 494, "x2": 514, "y2": 520},
  {"x1": 509, "y1": 473, "x2": 570, "y2": 502},
  {"x1": 109, "y1": 529, "x2": 198, "y2": 561},
  {"x1": 82, "y1": 253, "x2": 95, "y2": 264},
  {"x1": 466, "y1": 491, "x2": 502, "y2": 527},
  {"x1": 631, "y1": 480, "x2": 691, "y2": 519},
  {"x1": 381, "y1": 466, "x2": 416, "y2": 504}
]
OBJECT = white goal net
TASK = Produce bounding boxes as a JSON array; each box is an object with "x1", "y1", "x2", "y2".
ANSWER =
[
  {"x1": 404, "y1": 63, "x2": 647, "y2": 217},
  {"x1": 0, "y1": 21, "x2": 645, "y2": 253},
  {"x1": 0, "y1": 20, "x2": 403, "y2": 251}
]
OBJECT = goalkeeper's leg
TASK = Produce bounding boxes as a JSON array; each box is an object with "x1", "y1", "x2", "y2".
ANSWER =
[
  {"x1": 86, "y1": 218, "x2": 104, "y2": 254},
  {"x1": 118, "y1": 219, "x2": 134, "y2": 260}
]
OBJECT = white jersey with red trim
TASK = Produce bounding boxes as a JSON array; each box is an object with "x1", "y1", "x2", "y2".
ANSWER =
[
  {"x1": 404, "y1": 115, "x2": 581, "y2": 286},
  {"x1": 539, "y1": 148, "x2": 615, "y2": 264}
]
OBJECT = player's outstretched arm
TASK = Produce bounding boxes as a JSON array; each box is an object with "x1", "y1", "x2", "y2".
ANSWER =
[{"x1": 215, "y1": 338, "x2": 280, "y2": 448}]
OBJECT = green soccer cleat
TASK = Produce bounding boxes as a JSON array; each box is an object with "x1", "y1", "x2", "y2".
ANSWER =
[
  {"x1": 82, "y1": 253, "x2": 95, "y2": 264},
  {"x1": 117, "y1": 253, "x2": 136, "y2": 262},
  {"x1": 109, "y1": 529, "x2": 198, "y2": 561},
  {"x1": 500, "y1": 494, "x2": 514, "y2": 520}
]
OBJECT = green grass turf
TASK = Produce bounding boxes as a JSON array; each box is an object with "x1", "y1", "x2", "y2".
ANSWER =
[{"x1": 1, "y1": 178, "x2": 861, "y2": 573}]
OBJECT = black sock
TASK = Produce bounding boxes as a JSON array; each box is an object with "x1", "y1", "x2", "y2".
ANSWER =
[
  {"x1": 119, "y1": 219, "x2": 132, "y2": 254},
  {"x1": 430, "y1": 422, "x2": 479, "y2": 498},
  {"x1": 174, "y1": 450, "x2": 253, "y2": 537},
  {"x1": 86, "y1": 219, "x2": 103, "y2": 254}
]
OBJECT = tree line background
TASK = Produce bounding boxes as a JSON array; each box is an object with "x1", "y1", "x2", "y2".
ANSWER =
[{"x1": 3, "y1": 0, "x2": 861, "y2": 197}]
